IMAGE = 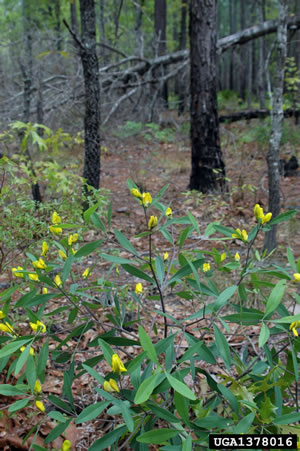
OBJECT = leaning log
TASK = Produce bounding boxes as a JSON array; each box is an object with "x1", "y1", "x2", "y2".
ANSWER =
[{"x1": 219, "y1": 108, "x2": 300, "y2": 123}]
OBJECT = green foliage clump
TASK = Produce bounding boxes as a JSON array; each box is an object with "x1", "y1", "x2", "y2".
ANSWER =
[
  {"x1": 1, "y1": 179, "x2": 300, "y2": 449},
  {"x1": 240, "y1": 118, "x2": 300, "y2": 148},
  {"x1": 114, "y1": 120, "x2": 175, "y2": 142}
]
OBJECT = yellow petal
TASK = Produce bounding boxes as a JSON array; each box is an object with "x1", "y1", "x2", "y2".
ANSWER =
[
  {"x1": 166, "y1": 207, "x2": 172, "y2": 217},
  {"x1": 52, "y1": 211, "x2": 61, "y2": 224},
  {"x1": 55, "y1": 275, "x2": 62, "y2": 286},
  {"x1": 61, "y1": 440, "x2": 72, "y2": 451},
  {"x1": 131, "y1": 188, "x2": 142, "y2": 199},
  {"x1": 294, "y1": 273, "x2": 300, "y2": 282},
  {"x1": 234, "y1": 252, "x2": 240, "y2": 261},
  {"x1": 41, "y1": 242, "x2": 49, "y2": 256},
  {"x1": 34, "y1": 380, "x2": 42, "y2": 393},
  {"x1": 203, "y1": 263, "x2": 210, "y2": 272},
  {"x1": 135, "y1": 283, "x2": 143, "y2": 294},
  {"x1": 0, "y1": 310, "x2": 5, "y2": 319},
  {"x1": 59, "y1": 250, "x2": 67, "y2": 260},
  {"x1": 111, "y1": 354, "x2": 127, "y2": 374},
  {"x1": 220, "y1": 253, "x2": 226, "y2": 262},
  {"x1": 35, "y1": 400, "x2": 45, "y2": 412},
  {"x1": 142, "y1": 192, "x2": 152, "y2": 207},
  {"x1": 148, "y1": 215, "x2": 158, "y2": 230}
]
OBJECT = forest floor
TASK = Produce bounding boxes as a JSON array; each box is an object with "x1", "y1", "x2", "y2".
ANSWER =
[{"x1": 1, "y1": 118, "x2": 300, "y2": 450}]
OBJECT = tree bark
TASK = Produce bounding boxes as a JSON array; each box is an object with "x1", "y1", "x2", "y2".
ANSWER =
[
  {"x1": 239, "y1": 0, "x2": 246, "y2": 99},
  {"x1": 79, "y1": 0, "x2": 101, "y2": 191},
  {"x1": 257, "y1": 0, "x2": 266, "y2": 108},
  {"x1": 189, "y1": 0, "x2": 226, "y2": 193},
  {"x1": 264, "y1": 0, "x2": 288, "y2": 252},
  {"x1": 177, "y1": 0, "x2": 187, "y2": 114},
  {"x1": 154, "y1": 0, "x2": 168, "y2": 108}
]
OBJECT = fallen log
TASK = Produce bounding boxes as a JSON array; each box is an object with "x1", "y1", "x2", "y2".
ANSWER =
[{"x1": 219, "y1": 108, "x2": 300, "y2": 123}]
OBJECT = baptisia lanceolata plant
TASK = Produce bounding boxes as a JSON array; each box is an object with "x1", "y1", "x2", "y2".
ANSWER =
[{"x1": 0, "y1": 180, "x2": 300, "y2": 449}]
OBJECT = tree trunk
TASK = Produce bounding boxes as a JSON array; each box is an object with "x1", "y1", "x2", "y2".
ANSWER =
[
  {"x1": 54, "y1": 0, "x2": 62, "y2": 51},
  {"x1": 189, "y1": 0, "x2": 226, "y2": 193},
  {"x1": 257, "y1": 0, "x2": 266, "y2": 108},
  {"x1": 79, "y1": 0, "x2": 101, "y2": 192},
  {"x1": 22, "y1": 0, "x2": 42, "y2": 203},
  {"x1": 178, "y1": 0, "x2": 187, "y2": 114},
  {"x1": 239, "y1": 0, "x2": 246, "y2": 99},
  {"x1": 135, "y1": 0, "x2": 144, "y2": 57},
  {"x1": 70, "y1": 0, "x2": 78, "y2": 35},
  {"x1": 154, "y1": 0, "x2": 168, "y2": 108},
  {"x1": 264, "y1": 0, "x2": 288, "y2": 252}
]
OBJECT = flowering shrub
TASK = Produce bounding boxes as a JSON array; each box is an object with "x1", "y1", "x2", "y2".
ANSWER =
[{"x1": 1, "y1": 179, "x2": 300, "y2": 449}]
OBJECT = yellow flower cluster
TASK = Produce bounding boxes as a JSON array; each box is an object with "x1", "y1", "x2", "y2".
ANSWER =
[
  {"x1": 104, "y1": 379, "x2": 119, "y2": 393},
  {"x1": 41, "y1": 241, "x2": 49, "y2": 256},
  {"x1": 166, "y1": 207, "x2": 172, "y2": 217},
  {"x1": 135, "y1": 283, "x2": 143, "y2": 294},
  {"x1": 12, "y1": 266, "x2": 24, "y2": 278},
  {"x1": 50, "y1": 211, "x2": 62, "y2": 235},
  {"x1": 290, "y1": 321, "x2": 300, "y2": 337},
  {"x1": 32, "y1": 258, "x2": 47, "y2": 269},
  {"x1": 55, "y1": 275, "x2": 62, "y2": 287},
  {"x1": 203, "y1": 263, "x2": 211, "y2": 272},
  {"x1": 30, "y1": 320, "x2": 46, "y2": 333},
  {"x1": 220, "y1": 253, "x2": 226, "y2": 262},
  {"x1": 61, "y1": 440, "x2": 72, "y2": 451},
  {"x1": 82, "y1": 268, "x2": 91, "y2": 279},
  {"x1": 293, "y1": 273, "x2": 300, "y2": 282},
  {"x1": 20, "y1": 345, "x2": 35, "y2": 356},
  {"x1": 148, "y1": 215, "x2": 158, "y2": 230},
  {"x1": 0, "y1": 322, "x2": 13, "y2": 333},
  {"x1": 130, "y1": 188, "x2": 152, "y2": 208},
  {"x1": 35, "y1": 400, "x2": 45, "y2": 412},
  {"x1": 68, "y1": 233, "x2": 78, "y2": 246},
  {"x1": 254, "y1": 204, "x2": 272, "y2": 224},
  {"x1": 112, "y1": 353, "x2": 127, "y2": 374},
  {"x1": 232, "y1": 228, "x2": 248, "y2": 242}
]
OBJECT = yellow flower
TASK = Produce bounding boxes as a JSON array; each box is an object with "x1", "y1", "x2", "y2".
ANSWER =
[
  {"x1": 55, "y1": 275, "x2": 62, "y2": 287},
  {"x1": 52, "y1": 211, "x2": 61, "y2": 224},
  {"x1": 234, "y1": 252, "x2": 240, "y2": 262},
  {"x1": 82, "y1": 268, "x2": 90, "y2": 279},
  {"x1": 41, "y1": 241, "x2": 49, "y2": 256},
  {"x1": 294, "y1": 273, "x2": 300, "y2": 282},
  {"x1": 70, "y1": 248, "x2": 76, "y2": 255},
  {"x1": 42, "y1": 287, "x2": 48, "y2": 294},
  {"x1": 103, "y1": 379, "x2": 119, "y2": 393},
  {"x1": 135, "y1": 283, "x2": 143, "y2": 294},
  {"x1": 297, "y1": 441, "x2": 300, "y2": 450},
  {"x1": 34, "y1": 380, "x2": 42, "y2": 393},
  {"x1": 232, "y1": 228, "x2": 248, "y2": 242},
  {"x1": 112, "y1": 354, "x2": 127, "y2": 374},
  {"x1": 0, "y1": 322, "x2": 13, "y2": 333},
  {"x1": 262, "y1": 212, "x2": 272, "y2": 224},
  {"x1": 241, "y1": 230, "x2": 248, "y2": 242},
  {"x1": 20, "y1": 346, "x2": 35, "y2": 356},
  {"x1": 142, "y1": 192, "x2": 152, "y2": 207},
  {"x1": 12, "y1": 266, "x2": 24, "y2": 278},
  {"x1": 203, "y1": 263, "x2": 211, "y2": 272},
  {"x1": 166, "y1": 207, "x2": 172, "y2": 217},
  {"x1": 254, "y1": 204, "x2": 264, "y2": 221},
  {"x1": 116, "y1": 265, "x2": 119, "y2": 275},
  {"x1": 148, "y1": 215, "x2": 158, "y2": 230},
  {"x1": 131, "y1": 188, "x2": 142, "y2": 199},
  {"x1": 61, "y1": 440, "x2": 72, "y2": 451},
  {"x1": 33, "y1": 258, "x2": 47, "y2": 269},
  {"x1": 220, "y1": 253, "x2": 226, "y2": 262},
  {"x1": 163, "y1": 252, "x2": 169, "y2": 261},
  {"x1": 49, "y1": 225, "x2": 62, "y2": 235},
  {"x1": 68, "y1": 233, "x2": 78, "y2": 246},
  {"x1": 30, "y1": 320, "x2": 46, "y2": 333},
  {"x1": 29, "y1": 273, "x2": 39, "y2": 282},
  {"x1": 59, "y1": 250, "x2": 67, "y2": 260},
  {"x1": 0, "y1": 310, "x2": 5, "y2": 319},
  {"x1": 35, "y1": 400, "x2": 45, "y2": 412}
]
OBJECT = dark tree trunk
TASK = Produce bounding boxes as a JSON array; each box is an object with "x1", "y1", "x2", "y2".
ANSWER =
[
  {"x1": 70, "y1": 0, "x2": 78, "y2": 35},
  {"x1": 264, "y1": 0, "x2": 288, "y2": 252},
  {"x1": 79, "y1": 0, "x2": 101, "y2": 191},
  {"x1": 54, "y1": 0, "x2": 62, "y2": 51},
  {"x1": 257, "y1": 0, "x2": 266, "y2": 108},
  {"x1": 178, "y1": 0, "x2": 187, "y2": 114},
  {"x1": 229, "y1": 0, "x2": 234, "y2": 90},
  {"x1": 135, "y1": 0, "x2": 144, "y2": 57},
  {"x1": 155, "y1": 0, "x2": 168, "y2": 108},
  {"x1": 189, "y1": 0, "x2": 226, "y2": 193},
  {"x1": 239, "y1": 0, "x2": 246, "y2": 100},
  {"x1": 22, "y1": 0, "x2": 42, "y2": 203}
]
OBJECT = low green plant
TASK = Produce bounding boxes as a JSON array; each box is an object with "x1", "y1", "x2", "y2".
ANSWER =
[
  {"x1": 240, "y1": 118, "x2": 300, "y2": 149},
  {"x1": 1, "y1": 181, "x2": 300, "y2": 450},
  {"x1": 114, "y1": 120, "x2": 175, "y2": 143}
]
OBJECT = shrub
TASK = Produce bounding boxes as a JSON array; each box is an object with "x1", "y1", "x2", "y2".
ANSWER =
[{"x1": 1, "y1": 180, "x2": 300, "y2": 449}]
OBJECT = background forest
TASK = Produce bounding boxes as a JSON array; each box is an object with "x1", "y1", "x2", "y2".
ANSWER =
[{"x1": 1, "y1": 0, "x2": 300, "y2": 450}]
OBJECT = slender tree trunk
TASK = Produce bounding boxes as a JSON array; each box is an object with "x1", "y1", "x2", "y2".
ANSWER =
[
  {"x1": 54, "y1": 0, "x2": 62, "y2": 51},
  {"x1": 135, "y1": 0, "x2": 144, "y2": 57},
  {"x1": 264, "y1": 0, "x2": 288, "y2": 252},
  {"x1": 229, "y1": 0, "x2": 234, "y2": 91},
  {"x1": 22, "y1": 0, "x2": 42, "y2": 203},
  {"x1": 155, "y1": 0, "x2": 168, "y2": 108},
  {"x1": 189, "y1": 0, "x2": 226, "y2": 193},
  {"x1": 239, "y1": 0, "x2": 246, "y2": 99},
  {"x1": 257, "y1": 0, "x2": 266, "y2": 108},
  {"x1": 79, "y1": 0, "x2": 101, "y2": 193},
  {"x1": 70, "y1": 0, "x2": 78, "y2": 35},
  {"x1": 178, "y1": 0, "x2": 187, "y2": 114}
]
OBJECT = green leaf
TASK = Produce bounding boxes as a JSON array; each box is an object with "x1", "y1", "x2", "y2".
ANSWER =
[
  {"x1": 88, "y1": 425, "x2": 127, "y2": 451},
  {"x1": 0, "y1": 384, "x2": 27, "y2": 396},
  {"x1": 134, "y1": 373, "x2": 158, "y2": 404},
  {"x1": 213, "y1": 285, "x2": 237, "y2": 311},
  {"x1": 165, "y1": 372, "x2": 196, "y2": 400},
  {"x1": 48, "y1": 411, "x2": 68, "y2": 423},
  {"x1": 264, "y1": 279, "x2": 286, "y2": 317},
  {"x1": 0, "y1": 339, "x2": 32, "y2": 359},
  {"x1": 83, "y1": 201, "x2": 103, "y2": 224},
  {"x1": 100, "y1": 254, "x2": 132, "y2": 264},
  {"x1": 213, "y1": 325, "x2": 231, "y2": 369},
  {"x1": 121, "y1": 264, "x2": 153, "y2": 283},
  {"x1": 287, "y1": 247, "x2": 297, "y2": 272},
  {"x1": 218, "y1": 385, "x2": 239, "y2": 414},
  {"x1": 213, "y1": 224, "x2": 235, "y2": 237},
  {"x1": 15, "y1": 290, "x2": 39, "y2": 308},
  {"x1": 15, "y1": 343, "x2": 32, "y2": 376},
  {"x1": 62, "y1": 255, "x2": 74, "y2": 284},
  {"x1": 119, "y1": 403, "x2": 134, "y2": 432},
  {"x1": 91, "y1": 213, "x2": 106, "y2": 233},
  {"x1": 147, "y1": 403, "x2": 180, "y2": 423},
  {"x1": 48, "y1": 395, "x2": 73, "y2": 413},
  {"x1": 107, "y1": 201, "x2": 112, "y2": 230},
  {"x1": 114, "y1": 229, "x2": 138, "y2": 256},
  {"x1": 8, "y1": 397, "x2": 30, "y2": 413},
  {"x1": 137, "y1": 429, "x2": 179, "y2": 444},
  {"x1": 168, "y1": 258, "x2": 204, "y2": 285},
  {"x1": 187, "y1": 211, "x2": 200, "y2": 234},
  {"x1": 76, "y1": 401, "x2": 110, "y2": 424},
  {"x1": 222, "y1": 312, "x2": 263, "y2": 325},
  {"x1": 155, "y1": 255, "x2": 165, "y2": 285},
  {"x1": 44, "y1": 420, "x2": 71, "y2": 444},
  {"x1": 82, "y1": 364, "x2": 105, "y2": 385},
  {"x1": 273, "y1": 412, "x2": 300, "y2": 424},
  {"x1": 98, "y1": 339, "x2": 114, "y2": 366},
  {"x1": 234, "y1": 412, "x2": 255, "y2": 433},
  {"x1": 268, "y1": 210, "x2": 297, "y2": 225},
  {"x1": 182, "y1": 436, "x2": 193, "y2": 451},
  {"x1": 37, "y1": 340, "x2": 49, "y2": 380},
  {"x1": 258, "y1": 323, "x2": 270, "y2": 348},
  {"x1": 74, "y1": 240, "x2": 104, "y2": 258},
  {"x1": 138, "y1": 326, "x2": 159, "y2": 365}
]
